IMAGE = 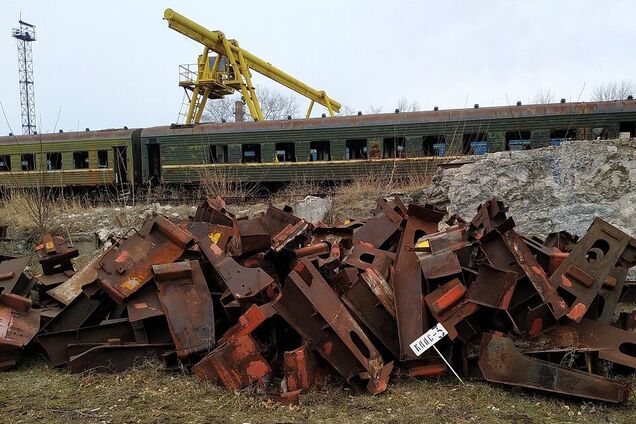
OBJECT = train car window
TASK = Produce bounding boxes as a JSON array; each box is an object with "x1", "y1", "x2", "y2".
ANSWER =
[
  {"x1": 73, "y1": 151, "x2": 90, "y2": 169},
  {"x1": 345, "y1": 139, "x2": 367, "y2": 160},
  {"x1": 98, "y1": 150, "x2": 109, "y2": 168},
  {"x1": 619, "y1": 122, "x2": 636, "y2": 138},
  {"x1": 505, "y1": 131, "x2": 531, "y2": 151},
  {"x1": 274, "y1": 143, "x2": 295, "y2": 162},
  {"x1": 210, "y1": 145, "x2": 228, "y2": 163},
  {"x1": 383, "y1": 137, "x2": 405, "y2": 158},
  {"x1": 21, "y1": 154, "x2": 35, "y2": 171},
  {"x1": 309, "y1": 141, "x2": 330, "y2": 161},
  {"x1": 242, "y1": 144, "x2": 261, "y2": 163},
  {"x1": 422, "y1": 135, "x2": 446, "y2": 156},
  {"x1": 0, "y1": 155, "x2": 10, "y2": 171},
  {"x1": 46, "y1": 152, "x2": 62, "y2": 170},
  {"x1": 462, "y1": 133, "x2": 488, "y2": 155},
  {"x1": 549, "y1": 129, "x2": 576, "y2": 145}
]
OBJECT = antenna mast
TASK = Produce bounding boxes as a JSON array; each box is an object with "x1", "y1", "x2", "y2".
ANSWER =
[{"x1": 12, "y1": 19, "x2": 37, "y2": 135}]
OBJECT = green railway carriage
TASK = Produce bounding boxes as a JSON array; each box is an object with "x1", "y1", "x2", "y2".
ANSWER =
[
  {"x1": 0, "y1": 128, "x2": 141, "y2": 189},
  {"x1": 1, "y1": 99, "x2": 636, "y2": 190},
  {"x1": 138, "y1": 100, "x2": 636, "y2": 184}
]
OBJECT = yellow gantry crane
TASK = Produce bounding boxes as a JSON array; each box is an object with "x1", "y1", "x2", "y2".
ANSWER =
[{"x1": 164, "y1": 9, "x2": 341, "y2": 124}]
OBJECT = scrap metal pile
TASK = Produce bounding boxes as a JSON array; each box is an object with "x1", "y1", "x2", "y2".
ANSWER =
[{"x1": 1, "y1": 196, "x2": 636, "y2": 403}]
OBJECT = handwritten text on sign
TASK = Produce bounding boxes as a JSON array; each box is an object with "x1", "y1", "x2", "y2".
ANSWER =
[{"x1": 409, "y1": 323, "x2": 448, "y2": 356}]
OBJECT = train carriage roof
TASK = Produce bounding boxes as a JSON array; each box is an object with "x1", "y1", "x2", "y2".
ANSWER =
[
  {"x1": 0, "y1": 128, "x2": 139, "y2": 146},
  {"x1": 141, "y1": 100, "x2": 636, "y2": 138}
]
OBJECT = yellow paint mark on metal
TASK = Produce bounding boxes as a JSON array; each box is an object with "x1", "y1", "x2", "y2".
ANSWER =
[{"x1": 208, "y1": 232, "x2": 222, "y2": 245}]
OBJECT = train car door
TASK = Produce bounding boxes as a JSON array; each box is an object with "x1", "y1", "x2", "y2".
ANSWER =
[
  {"x1": 114, "y1": 146, "x2": 128, "y2": 184},
  {"x1": 147, "y1": 143, "x2": 161, "y2": 184}
]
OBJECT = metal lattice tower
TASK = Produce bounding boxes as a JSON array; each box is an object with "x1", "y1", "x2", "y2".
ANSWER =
[{"x1": 12, "y1": 20, "x2": 37, "y2": 135}]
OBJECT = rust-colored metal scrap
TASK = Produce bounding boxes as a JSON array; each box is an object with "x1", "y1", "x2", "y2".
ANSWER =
[{"x1": 1, "y1": 195, "x2": 636, "y2": 405}]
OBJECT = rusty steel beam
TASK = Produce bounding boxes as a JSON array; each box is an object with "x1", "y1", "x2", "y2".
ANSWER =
[
  {"x1": 275, "y1": 259, "x2": 392, "y2": 394},
  {"x1": 340, "y1": 268, "x2": 400, "y2": 359},
  {"x1": 520, "y1": 319, "x2": 636, "y2": 369},
  {"x1": 36, "y1": 318, "x2": 135, "y2": 367},
  {"x1": 0, "y1": 256, "x2": 34, "y2": 297},
  {"x1": 478, "y1": 332, "x2": 629, "y2": 403},
  {"x1": 68, "y1": 342, "x2": 174, "y2": 373},
  {"x1": 393, "y1": 203, "x2": 444, "y2": 361},
  {"x1": 152, "y1": 260, "x2": 215, "y2": 359},
  {"x1": 550, "y1": 218, "x2": 636, "y2": 322}
]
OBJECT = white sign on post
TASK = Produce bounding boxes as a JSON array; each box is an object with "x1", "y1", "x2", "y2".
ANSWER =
[
  {"x1": 409, "y1": 323, "x2": 465, "y2": 384},
  {"x1": 409, "y1": 323, "x2": 448, "y2": 356}
]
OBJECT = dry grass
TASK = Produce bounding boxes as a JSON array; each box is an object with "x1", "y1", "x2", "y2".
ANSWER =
[
  {"x1": 198, "y1": 166, "x2": 260, "y2": 201},
  {"x1": 1, "y1": 358, "x2": 634, "y2": 424}
]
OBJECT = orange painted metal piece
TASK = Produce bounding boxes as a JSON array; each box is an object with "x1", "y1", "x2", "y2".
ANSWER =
[{"x1": 192, "y1": 304, "x2": 275, "y2": 390}]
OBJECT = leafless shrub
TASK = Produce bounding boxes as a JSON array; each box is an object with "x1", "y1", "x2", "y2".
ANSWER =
[{"x1": 197, "y1": 166, "x2": 259, "y2": 202}]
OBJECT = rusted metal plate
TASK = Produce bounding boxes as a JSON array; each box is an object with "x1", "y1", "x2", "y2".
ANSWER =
[
  {"x1": 352, "y1": 197, "x2": 407, "y2": 247},
  {"x1": 342, "y1": 271, "x2": 400, "y2": 359},
  {"x1": 0, "y1": 256, "x2": 34, "y2": 297},
  {"x1": 361, "y1": 267, "x2": 396, "y2": 319},
  {"x1": 192, "y1": 304, "x2": 275, "y2": 390},
  {"x1": 40, "y1": 292, "x2": 113, "y2": 334},
  {"x1": 424, "y1": 278, "x2": 479, "y2": 341},
  {"x1": 520, "y1": 319, "x2": 636, "y2": 369},
  {"x1": 47, "y1": 253, "x2": 100, "y2": 305},
  {"x1": 153, "y1": 260, "x2": 215, "y2": 359},
  {"x1": 96, "y1": 215, "x2": 193, "y2": 303},
  {"x1": 237, "y1": 217, "x2": 272, "y2": 254},
  {"x1": 0, "y1": 293, "x2": 40, "y2": 370},
  {"x1": 343, "y1": 240, "x2": 395, "y2": 277},
  {"x1": 550, "y1": 218, "x2": 636, "y2": 322},
  {"x1": 271, "y1": 220, "x2": 311, "y2": 252},
  {"x1": 275, "y1": 259, "x2": 393, "y2": 394},
  {"x1": 193, "y1": 196, "x2": 235, "y2": 226},
  {"x1": 201, "y1": 242, "x2": 275, "y2": 305},
  {"x1": 187, "y1": 221, "x2": 237, "y2": 253},
  {"x1": 393, "y1": 203, "x2": 444, "y2": 361},
  {"x1": 544, "y1": 230, "x2": 579, "y2": 252},
  {"x1": 479, "y1": 227, "x2": 569, "y2": 323},
  {"x1": 284, "y1": 345, "x2": 318, "y2": 393},
  {"x1": 466, "y1": 264, "x2": 517, "y2": 310},
  {"x1": 478, "y1": 332, "x2": 629, "y2": 403},
  {"x1": 36, "y1": 318, "x2": 135, "y2": 367},
  {"x1": 68, "y1": 342, "x2": 174, "y2": 373},
  {"x1": 126, "y1": 285, "x2": 164, "y2": 322},
  {"x1": 469, "y1": 198, "x2": 508, "y2": 239}
]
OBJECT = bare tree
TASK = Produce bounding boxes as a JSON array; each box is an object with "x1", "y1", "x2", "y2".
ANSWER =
[
  {"x1": 201, "y1": 87, "x2": 300, "y2": 123},
  {"x1": 532, "y1": 89, "x2": 554, "y2": 104},
  {"x1": 201, "y1": 95, "x2": 238, "y2": 123},
  {"x1": 591, "y1": 80, "x2": 635, "y2": 101},
  {"x1": 257, "y1": 86, "x2": 299, "y2": 120},
  {"x1": 337, "y1": 104, "x2": 358, "y2": 116},
  {"x1": 396, "y1": 97, "x2": 420, "y2": 112},
  {"x1": 366, "y1": 105, "x2": 383, "y2": 114}
]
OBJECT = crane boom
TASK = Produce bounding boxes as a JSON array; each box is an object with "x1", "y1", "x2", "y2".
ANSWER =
[{"x1": 164, "y1": 9, "x2": 341, "y2": 123}]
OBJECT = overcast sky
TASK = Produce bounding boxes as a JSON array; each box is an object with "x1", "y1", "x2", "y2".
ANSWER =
[{"x1": 0, "y1": 0, "x2": 634, "y2": 133}]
